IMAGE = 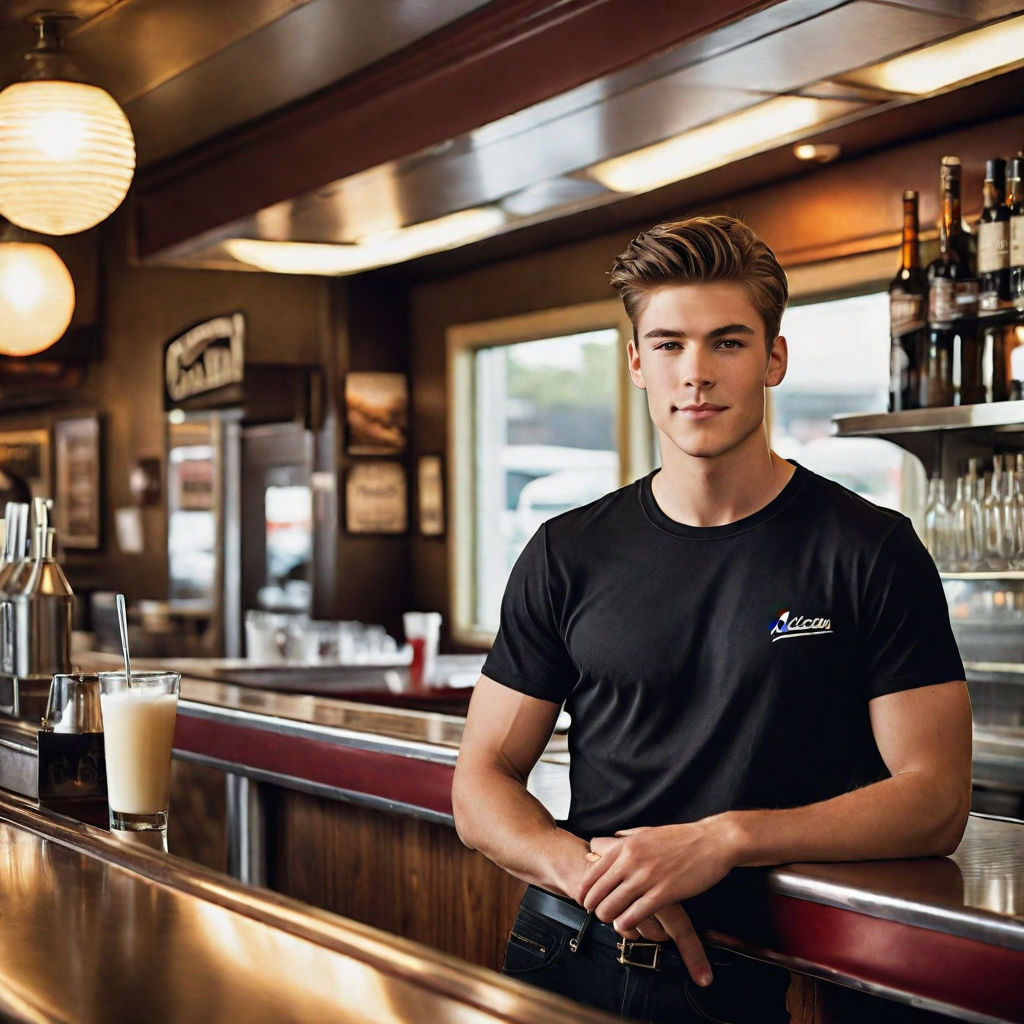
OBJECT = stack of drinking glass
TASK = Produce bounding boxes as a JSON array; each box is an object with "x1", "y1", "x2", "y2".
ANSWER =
[{"x1": 924, "y1": 454, "x2": 1024, "y2": 572}]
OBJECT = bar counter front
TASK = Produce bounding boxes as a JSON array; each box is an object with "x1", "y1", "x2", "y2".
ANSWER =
[{"x1": 1, "y1": 656, "x2": 1022, "y2": 1024}]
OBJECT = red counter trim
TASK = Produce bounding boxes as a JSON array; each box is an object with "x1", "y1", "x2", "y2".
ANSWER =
[
  {"x1": 173, "y1": 715, "x2": 455, "y2": 817},
  {"x1": 768, "y1": 893, "x2": 1024, "y2": 1023}
]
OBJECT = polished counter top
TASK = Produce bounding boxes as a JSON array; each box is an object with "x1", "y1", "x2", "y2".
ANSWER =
[
  {"x1": 0, "y1": 790, "x2": 615, "y2": 1024},
  {"x1": 10, "y1": 654, "x2": 1024, "y2": 1021}
]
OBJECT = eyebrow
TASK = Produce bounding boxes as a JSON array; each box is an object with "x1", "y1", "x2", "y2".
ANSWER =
[{"x1": 642, "y1": 323, "x2": 757, "y2": 340}]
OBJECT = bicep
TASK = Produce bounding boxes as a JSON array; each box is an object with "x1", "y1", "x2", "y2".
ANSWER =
[
  {"x1": 869, "y1": 680, "x2": 972, "y2": 783},
  {"x1": 457, "y1": 674, "x2": 561, "y2": 784}
]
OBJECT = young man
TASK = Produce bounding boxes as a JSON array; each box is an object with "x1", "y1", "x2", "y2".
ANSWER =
[{"x1": 452, "y1": 216, "x2": 972, "y2": 1023}]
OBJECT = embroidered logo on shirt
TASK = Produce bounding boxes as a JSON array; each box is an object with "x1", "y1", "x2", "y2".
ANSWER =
[{"x1": 768, "y1": 609, "x2": 833, "y2": 642}]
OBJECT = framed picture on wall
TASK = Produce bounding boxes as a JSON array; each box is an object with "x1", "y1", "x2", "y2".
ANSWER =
[
  {"x1": 344, "y1": 461, "x2": 408, "y2": 534},
  {"x1": 53, "y1": 416, "x2": 101, "y2": 549},
  {"x1": 417, "y1": 454, "x2": 445, "y2": 537},
  {"x1": 344, "y1": 372, "x2": 408, "y2": 455}
]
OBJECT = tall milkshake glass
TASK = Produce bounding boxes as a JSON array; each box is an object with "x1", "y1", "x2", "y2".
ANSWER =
[{"x1": 98, "y1": 671, "x2": 180, "y2": 835}]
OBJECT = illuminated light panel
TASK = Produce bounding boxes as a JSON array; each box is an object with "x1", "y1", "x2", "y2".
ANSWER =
[
  {"x1": 845, "y1": 14, "x2": 1024, "y2": 96},
  {"x1": 224, "y1": 206, "x2": 506, "y2": 275},
  {"x1": 588, "y1": 97, "x2": 856, "y2": 195}
]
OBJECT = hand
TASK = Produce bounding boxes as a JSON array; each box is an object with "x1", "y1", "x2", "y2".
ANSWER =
[
  {"x1": 579, "y1": 818, "x2": 737, "y2": 932},
  {"x1": 628, "y1": 905, "x2": 713, "y2": 987}
]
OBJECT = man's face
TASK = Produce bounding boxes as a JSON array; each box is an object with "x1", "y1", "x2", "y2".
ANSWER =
[{"x1": 627, "y1": 281, "x2": 787, "y2": 464}]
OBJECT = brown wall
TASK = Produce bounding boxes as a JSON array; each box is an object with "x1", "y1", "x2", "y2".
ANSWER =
[
  {"x1": 406, "y1": 110, "x2": 1024, "y2": 645},
  {"x1": 32, "y1": 246, "x2": 330, "y2": 606}
]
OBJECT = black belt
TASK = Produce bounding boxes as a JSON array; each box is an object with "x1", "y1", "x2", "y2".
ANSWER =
[{"x1": 521, "y1": 885, "x2": 680, "y2": 970}]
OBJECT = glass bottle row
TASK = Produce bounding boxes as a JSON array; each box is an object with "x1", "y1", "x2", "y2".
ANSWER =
[{"x1": 924, "y1": 454, "x2": 1024, "y2": 572}]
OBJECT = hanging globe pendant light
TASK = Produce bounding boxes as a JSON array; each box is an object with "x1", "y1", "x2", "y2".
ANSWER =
[
  {"x1": 0, "y1": 12, "x2": 135, "y2": 236},
  {"x1": 0, "y1": 240, "x2": 76, "y2": 356}
]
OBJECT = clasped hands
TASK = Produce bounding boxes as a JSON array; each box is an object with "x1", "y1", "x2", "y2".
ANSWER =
[{"x1": 574, "y1": 819, "x2": 736, "y2": 987}]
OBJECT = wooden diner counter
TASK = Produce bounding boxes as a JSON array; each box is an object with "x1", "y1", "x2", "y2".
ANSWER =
[{"x1": 2, "y1": 656, "x2": 1023, "y2": 1023}]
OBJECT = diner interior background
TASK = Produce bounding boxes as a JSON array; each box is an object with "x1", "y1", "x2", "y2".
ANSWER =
[{"x1": 0, "y1": 0, "x2": 1022, "y2": 652}]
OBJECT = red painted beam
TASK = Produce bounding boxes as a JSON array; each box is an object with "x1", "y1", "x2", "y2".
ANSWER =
[
  {"x1": 766, "y1": 893, "x2": 1024, "y2": 1023},
  {"x1": 172, "y1": 714, "x2": 455, "y2": 817},
  {"x1": 133, "y1": 0, "x2": 769, "y2": 256}
]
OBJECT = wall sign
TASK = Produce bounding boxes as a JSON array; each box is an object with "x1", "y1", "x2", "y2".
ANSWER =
[
  {"x1": 344, "y1": 461, "x2": 407, "y2": 534},
  {"x1": 164, "y1": 312, "x2": 245, "y2": 407}
]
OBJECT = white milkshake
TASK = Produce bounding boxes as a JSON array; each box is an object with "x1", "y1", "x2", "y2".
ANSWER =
[{"x1": 99, "y1": 671, "x2": 180, "y2": 832}]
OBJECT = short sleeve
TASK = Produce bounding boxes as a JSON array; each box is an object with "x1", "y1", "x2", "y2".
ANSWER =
[
  {"x1": 481, "y1": 524, "x2": 579, "y2": 704},
  {"x1": 857, "y1": 518, "x2": 965, "y2": 699}
]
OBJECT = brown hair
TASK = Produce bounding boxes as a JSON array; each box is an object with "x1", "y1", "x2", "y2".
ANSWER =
[{"x1": 609, "y1": 215, "x2": 789, "y2": 346}]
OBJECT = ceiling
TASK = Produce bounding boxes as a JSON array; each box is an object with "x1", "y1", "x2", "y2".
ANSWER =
[{"x1": 2, "y1": 0, "x2": 1024, "y2": 277}]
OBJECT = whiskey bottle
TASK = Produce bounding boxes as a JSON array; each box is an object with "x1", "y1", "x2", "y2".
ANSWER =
[
  {"x1": 977, "y1": 157, "x2": 1011, "y2": 310},
  {"x1": 888, "y1": 191, "x2": 926, "y2": 411},
  {"x1": 924, "y1": 156, "x2": 979, "y2": 406},
  {"x1": 1009, "y1": 154, "x2": 1024, "y2": 306}
]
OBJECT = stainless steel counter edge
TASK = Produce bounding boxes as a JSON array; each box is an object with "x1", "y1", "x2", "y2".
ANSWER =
[
  {"x1": 179, "y1": 697, "x2": 461, "y2": 766},
  {"x1": 0, "y1": 789, "x2": 615, "y2": 1024},
  {"x1": 766, "y1": 863, "x2": 1024, "y2": 952}
]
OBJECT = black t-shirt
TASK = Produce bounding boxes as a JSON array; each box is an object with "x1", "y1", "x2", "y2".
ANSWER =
[{"x1": 482, "y1": 464, "x2": 965, "y2": 839}]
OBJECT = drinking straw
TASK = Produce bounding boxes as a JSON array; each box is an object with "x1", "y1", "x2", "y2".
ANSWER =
[{"x1": 115, "y1": 593, "x2": 133, "y2": 685}]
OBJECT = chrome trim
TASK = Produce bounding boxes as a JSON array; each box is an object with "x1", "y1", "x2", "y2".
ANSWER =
[{"x1": 179, "y1": 698, "x2": 460, "y2": 765}]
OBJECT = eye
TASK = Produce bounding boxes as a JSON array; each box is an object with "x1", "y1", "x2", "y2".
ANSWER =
[
  {"x1": 656, "y1": 340, "x2": 681, "y2": 351},
  {"x1": 716, "y1": 338, "x2": 744, "y2": 350}
]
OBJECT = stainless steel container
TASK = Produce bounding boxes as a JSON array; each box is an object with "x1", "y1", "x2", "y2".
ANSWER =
[{"x1": 10, "y1": 524, "x2": 73, "y2": 681}]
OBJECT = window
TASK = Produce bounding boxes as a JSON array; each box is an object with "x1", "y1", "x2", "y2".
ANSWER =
[
  {"x1": 449, "y1": 302, "x2": 651, "y2": 643},
  {"x1": 772, "y1": 291, "x2": 925, "y2": 517}
]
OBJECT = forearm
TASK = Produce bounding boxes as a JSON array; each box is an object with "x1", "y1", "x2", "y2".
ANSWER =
[
  {"x1": 452, "y1": 763, "x2": 590, "y2": 898},
  {"x1": 726, "y1": 767, "x2": 971, "y2": 869}
]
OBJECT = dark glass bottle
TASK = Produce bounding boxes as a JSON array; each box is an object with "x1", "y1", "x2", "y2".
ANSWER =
[
  {"x1": 977, "y1": 157, "x2": 1011, "y2": 310},
  {"x1": 1009, "y1": 155, "x2": 1024, "y2": 306},
  {"x1": 924, "y1": 156, "x2": 979, "y2": 407},
  {"x1": 888, "y1": 190, "x2": 926, "y2": 411}
]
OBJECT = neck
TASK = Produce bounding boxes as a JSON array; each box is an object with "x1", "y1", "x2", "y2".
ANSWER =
[{"x1": 651, "y1": 438, "x2": 794, "y2": 527}]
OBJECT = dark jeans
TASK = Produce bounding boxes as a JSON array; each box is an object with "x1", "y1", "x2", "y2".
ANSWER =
[{"x1": 501, "y1": 890, "x2": 790, "y2": 1024}]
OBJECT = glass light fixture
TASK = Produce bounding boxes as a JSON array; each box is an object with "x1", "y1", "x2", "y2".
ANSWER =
[
  {"x1": 0, "y1": 13, "x2": 135, "y2": 236},
  {"x1": 0, "y1": 241, "x2": 76, "y2": 356}
]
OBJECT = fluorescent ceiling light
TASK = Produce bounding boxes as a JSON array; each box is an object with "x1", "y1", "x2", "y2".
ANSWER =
[
  {"x1": 224, "y1": 206, "x2": 505, "y2": 275},
  {"x1": 844, "y1": 14, "x2": 1024, "y2": 95},
  {"x1": 587, "y1": 96, "x2": 856, "y2": 194}
]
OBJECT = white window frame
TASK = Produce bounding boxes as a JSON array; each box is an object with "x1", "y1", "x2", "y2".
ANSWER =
[{"x1": 447, "y1": 300, "x2": 652, "y2": 647}]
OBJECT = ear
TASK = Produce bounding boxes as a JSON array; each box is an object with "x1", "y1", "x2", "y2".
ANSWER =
[
  {"x1": 765, "y1": 335, "x2": 787, "y2": 388},
  {"x1": 627, "y1": 337, "x2": 646, "y2": 390}
]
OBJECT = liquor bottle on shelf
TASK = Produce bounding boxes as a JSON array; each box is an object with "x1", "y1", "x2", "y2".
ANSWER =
[
  {"x1": 1009, "y1": 154, "x2": 1024, "y2": 307},
  {"x1": 924, "y1": 156, "x2": 979, "y2": 407},
  {"x1": 923, "y1": 473, "x2": 954, "y2": 570},
  {"x1": 888, "y1": 190, "x2": 926, "y2": 411},
  {"x1": 982, "y1": 454, "x2": 1007, "y2": 569},
  {"x1": 977, "y1": 157, "x2": 1011, "y2": 311}
]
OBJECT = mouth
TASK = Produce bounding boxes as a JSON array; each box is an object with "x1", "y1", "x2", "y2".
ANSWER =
[{"x1": 675, "y1": 403, "x2": 726, "y2": 419}]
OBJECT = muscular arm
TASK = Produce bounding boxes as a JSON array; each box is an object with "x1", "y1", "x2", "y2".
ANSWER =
[
  {"x1": 452, "y1": 674, "x2": 587, "y2": 898},
  {"x1": 581, "y1": 680, "x2": 973, "y2": 932},
  {"x1": 453, "y1": 674, "x2": 713, "y2": 984}
]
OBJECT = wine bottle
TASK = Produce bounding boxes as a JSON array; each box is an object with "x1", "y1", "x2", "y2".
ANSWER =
[
  {"x1": 888, "y1": 191, "x2": 926, "y2": 411},
  {"x1": 924, "y1": 156, "x2": 979, "y2": 406},
  {"x1": 1009, "y1": 154, "x2": 1024, "y2": 306},
  {"x1": 977, "y1": 157, "x2": 1011, "y2": 310}
]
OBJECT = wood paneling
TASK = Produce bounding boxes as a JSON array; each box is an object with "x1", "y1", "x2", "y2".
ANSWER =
[{"x1": 269, "y1": 789, "x2": 525, "y2": 970}]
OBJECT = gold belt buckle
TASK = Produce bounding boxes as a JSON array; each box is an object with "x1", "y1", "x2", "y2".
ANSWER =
[{"x1": 616, "y1": 939, "x2": 660, "y2": 969}]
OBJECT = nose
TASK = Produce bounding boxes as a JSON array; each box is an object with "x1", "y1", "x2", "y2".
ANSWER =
[{"x1": 680, "y1": 347, "x2": 714, "y2": 390}]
